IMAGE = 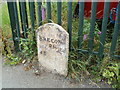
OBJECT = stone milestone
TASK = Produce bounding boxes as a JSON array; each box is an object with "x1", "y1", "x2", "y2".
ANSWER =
[{"x1": 36, "y1": 23, "x2": 69, "y2": 76}]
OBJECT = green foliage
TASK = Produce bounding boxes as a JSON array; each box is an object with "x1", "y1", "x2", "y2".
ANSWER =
[
  {"x1": 68, "y1": 51, "x2": 87, "y2": 81},
  {"x1": 68, "y1": 50, "x2": 120, "y2": 89},
  {"x1": 2, "y1": 36, "x2": 21, "y2": 66},
  {"x1": 1, "y1": 3, "x2": 12, "y2": 38},
  {"x1": 68, "y1": 17, "x2": 119, "y2": 88},
  {"x1": 2, "y1": 31, "x2": 37, "y2": 65},
  {"x1": 101, "y1": 62, "x2": 120, "y2": 88},
  {"x1": 4, "y1": 54, "x2": 21, "y2": 66},
  {"x1": 19, "y1": 31, "x2": 37, "y2": 61},
  {"x1": 2, "y1": 2, "x2": 120, "y2": 89}
]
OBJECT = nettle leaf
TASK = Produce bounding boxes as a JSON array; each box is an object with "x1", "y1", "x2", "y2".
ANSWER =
[
  {"x1": 108, "y1": 64, "x2": 119, "y2": 76},
  {"x1": 102, "y1": 69, "x2": 114, "y2": 78},
  {"x1": 117, "y1": 76, "x2": 120, "y2": 82},
  {"x1": 108, "y1": 79, "x2": 112, "y2": 84}
]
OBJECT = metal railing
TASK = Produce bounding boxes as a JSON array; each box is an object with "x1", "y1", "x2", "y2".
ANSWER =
[{"x1": 7, "y1": 1, "x2": 120, "y2": 60}]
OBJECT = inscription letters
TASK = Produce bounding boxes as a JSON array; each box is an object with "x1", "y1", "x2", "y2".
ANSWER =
[{"x1": 39, "y1": 35, "x2": 65, "y2": 55}]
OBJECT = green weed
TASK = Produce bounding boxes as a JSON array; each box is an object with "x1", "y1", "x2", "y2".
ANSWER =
[{"x1": 1, "y1": 2, "x2": 120, "y2": 88}]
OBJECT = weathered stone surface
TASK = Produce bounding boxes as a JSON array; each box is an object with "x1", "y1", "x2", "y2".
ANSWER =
[{"x1": 36, "y1": 23, "x2": 69, "y2": 76}]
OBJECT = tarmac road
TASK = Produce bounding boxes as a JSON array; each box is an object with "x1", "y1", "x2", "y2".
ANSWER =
[{"x1": 2, "y1": 57, "x2": 111, "y2": 88}]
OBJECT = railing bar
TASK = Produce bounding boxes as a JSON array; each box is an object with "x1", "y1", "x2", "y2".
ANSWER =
[
  {"x1": 88, "y1": 2, "x2": 97, "y2": 54},
  {"x1": 29, "y1": 1, "x2": 35, "y2": 31},
  {"x1": 7, "y1": 2, "x2": 20, "y2": 51},
  {"x1": 78, "y1": 49, "x2": 98, "y2": 55},
  {"x1": 37, "y1": 2, "x2": 42, "y2": 26},
  {"x1": 19, "y1": 1, "x2": 27, "y2": 38},
  {"x1": 19, "y1": 1, "x2": 28, "y2": 28},
  {"x1": 47, "y1": 1, "x2": 51, "y2": 23},
  {"x1": 57, "y1": 1, "x2": 62, "y2": 25},
  {"x1": 110, "y1": 1, "x2": 120, "y2": 58},
  {"x1": 67, "y1": 2, "x2": 72, "y2": 51},
  {"x1": 112, "y1": 55, "x2": 120, "y2": 60},
  {"x1": 78, "y1": 49, "x2": 120, "y2": 60},
  {"x1": 24, "y1": 2, "x2": 28, "y2": 28},
  {"x1": 78, "y1": 2, "x2": 84, "y2": 50},
  {"x1": 13, "y1": 2, "x2": 20, "y2": 38},
  {"x1": 98, "y1": 2, "x2": 110, "y2": 58}
]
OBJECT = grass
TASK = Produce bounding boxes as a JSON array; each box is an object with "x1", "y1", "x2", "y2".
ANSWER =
[
  {"x1": 0, "y1": 3, "x2": 2, "y2": 27},
  {"x1": 1, "y1": 3, "x2": 12, "y2": 38},
  {"x1": 1, "y1": 2, "x2": 120, "y2": 66},
  {"x1": 2, "y1": 2, "x2": 119, "y2": 53},
  {"x1": 1, "y1": 2, "x2": 120, "y2": 88}
]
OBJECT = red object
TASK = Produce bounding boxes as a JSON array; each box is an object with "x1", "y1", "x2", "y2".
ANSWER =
[{"x1": 83, "y1": 0, "x2": 118, "y2": 20}]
